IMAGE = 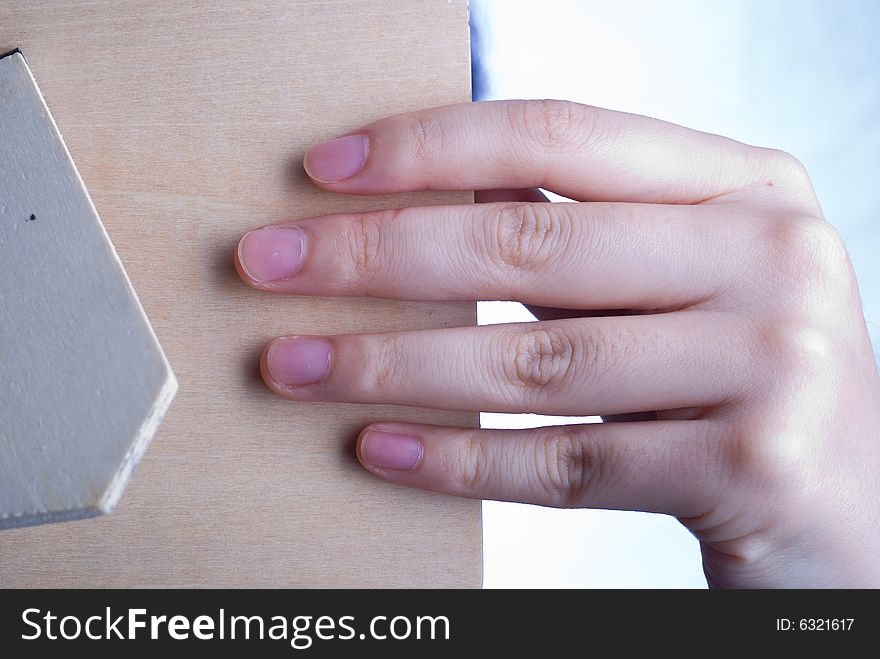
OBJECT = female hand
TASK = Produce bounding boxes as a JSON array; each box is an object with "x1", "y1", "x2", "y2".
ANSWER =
[{"x1": 234, "y1": 100, "x2": 880, "y2": 588}]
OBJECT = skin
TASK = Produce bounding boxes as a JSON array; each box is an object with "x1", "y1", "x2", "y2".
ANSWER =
[{"x1": 234, "y1": 100, "x2": 880, "y2": 588}]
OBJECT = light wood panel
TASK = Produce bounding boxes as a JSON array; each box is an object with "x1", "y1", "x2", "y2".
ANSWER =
[{"x1": 0, "y1": 0, "x2": 480, "y2": 587}]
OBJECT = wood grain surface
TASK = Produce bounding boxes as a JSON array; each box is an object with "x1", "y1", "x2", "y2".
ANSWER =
[{"x1": 0, "y1": 0, "x2": 480, "y2": 587}]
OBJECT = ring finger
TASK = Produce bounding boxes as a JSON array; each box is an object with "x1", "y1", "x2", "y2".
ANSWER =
[{"x1": 261, "y1": 314, "x2": 749, "y2": 416}]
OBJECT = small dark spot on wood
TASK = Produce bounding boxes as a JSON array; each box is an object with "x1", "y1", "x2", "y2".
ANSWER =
[
  {"x1": 766, "y1": 181, "x2": 774, "y2": 187},
  {"x1": 28, "y1": 213, "x2": 36, "y2": 221}
]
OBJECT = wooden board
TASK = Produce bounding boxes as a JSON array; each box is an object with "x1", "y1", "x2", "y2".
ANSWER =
[
  {"x1": 0, "y1": 51, "x2": 177, "y2": 529},
  {"x1": 0, "y1": 0, "x2": 480, "y2": 587}
]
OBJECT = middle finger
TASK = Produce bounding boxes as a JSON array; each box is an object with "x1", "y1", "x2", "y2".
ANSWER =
[{"x1": 236, "y1": 201, "x2": 743, "y2": 310}]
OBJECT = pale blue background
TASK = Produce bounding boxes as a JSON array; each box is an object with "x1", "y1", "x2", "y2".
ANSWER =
[{"x1": 472, "y1": 0, "x2": 880, "y2": 588}]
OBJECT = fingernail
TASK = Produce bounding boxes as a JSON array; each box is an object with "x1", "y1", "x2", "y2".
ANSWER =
[
  {"x1": 303, "y1": 134, "x2": 368, "y2": 183},
  {"x1": 267, "y1": 338, "x2": 331, "y2": 386},
  {"x1": 360, "y1": 430, "x2": 424, "y2": 471},
  {"x1": 238, "y1": 227, "x2": 304, "y2": 282}
]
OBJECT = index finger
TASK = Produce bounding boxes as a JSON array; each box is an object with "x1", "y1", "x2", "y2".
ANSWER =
[{"x1": 303, "y1": 100, "x2": 810, "y2": 204}]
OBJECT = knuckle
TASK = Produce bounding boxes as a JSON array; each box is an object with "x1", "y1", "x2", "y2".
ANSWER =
[
  {"x1": 723, "y1": 418, "x2": 814, "y2": 498},
  {"x1": 367, "y1": 333, "x2": 403, "y2": 395},
  {"x1": 755, "y1": 317, "x2": 837, "y2": 386},
  {"x1": 455, "y1": 433, "x2": 493, "y2": 492},
  {"x1": 342, "y1": 211, "x2": 394, "y2": 290},
  {"x1": 790, "y1": 216, "x2": 850, "y2": 277},
  {"x1": 760, "y1": 215, "x2": 853, "y2": 304},
  {"x1": 403, "y1": 110, "x2": 444, "y2": 165},
  {"x1": 502, "y1": 326, "x2": 579, "y2": 393},
  {"x1": 534, "y1": 429, "x2": 594, "y2": 506},
  {"x1": 489, "y1": 202, "x2": 570, "y2": 272},
  {"x1": 510, "y1": 99, "x2": 593, "y2": 151},
  {"x1": 759, "y1": 148, "x2": 814, "y2": 194},
  {"x1": 726, "y1": 327, "x2": 836, "y2": 492}
]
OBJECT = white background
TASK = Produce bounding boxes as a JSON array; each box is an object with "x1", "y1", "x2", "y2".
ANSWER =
[{"x1": 472, "y1": 0, "x2": 880, "y2": 588}]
